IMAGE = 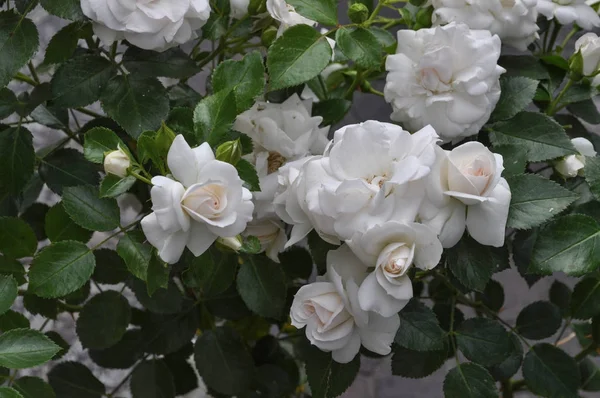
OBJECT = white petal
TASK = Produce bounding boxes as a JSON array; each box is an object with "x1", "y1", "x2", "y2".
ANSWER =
[
  {"x1": 332, "y1": 329, "x2": 361, "y2": 364},
  {"x1": 186, "y1": 222, "x2": 217, "y2": 257},
  {"x1": 167, "y1": 135, "x2": 199, "y2": 187},
  {"x1": 358, "y1": 312, "x2": 400, "y2": 355},
  {"x1": 357, "y1": 272, "x2": 410, "y2": 317},
  {"x1": 466, "y1": 178, "x2": 511, "y2": 247}
]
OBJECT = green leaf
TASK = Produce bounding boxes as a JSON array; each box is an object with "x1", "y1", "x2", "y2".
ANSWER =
[
  {"x1": 491, "y1": 76, "x2": 539, "y2": 121},
  {"x1": 446, "y1": 236, "x2": 499, "y2": 292},
  {"x1": 237, "y1": 255, "x2": 287, "y2": 319},
  {"x1": 92, "y1": 249, "x2": 129, "y2": 285},
  {"x1": 287, "y1": 0, "x2": 337, "y2": 25},
  {"x1": 44, "y1": 21, "x2": 91, "y2": 64},
  {"x1": 391, "y1": 344, "x2": 448, "y2": 379},
  {"x1": 212, "y1": 52, "x2": 265, "y2": 112},
  {"x1": 516, "y1": 301, "x2": 562, "y2": 339},
  {"x1": 506, "y1": 174, "x2": 578, "y2": 230},
  {"x1": 146, "y1": 255, "x2": 169, "y2": 296},
  {"x1": 455, "y1": 318, "x2": 512, "y2": 366},
  {"x1": 550, "y1": 280, "x2": 572, "y2": 318},
  {"x1": 29, "y1": 241, "x2": 95, "y2": 298},
  {"x1": 101, "y1": 76, "x2": 169, "y2": 139},
  {"x1": 38, "y1": 148, "x2": 100, "y2": 194},
  {"x1": 0, "y1": 88, "x2": 17, "y2": 119},
  {"x1": 304, "y1": 344, "x2": 360, "y2": 398},
  {"x1": 313, "y1": 98, "x2": 352, "y2": 126},
  {"x1": 130, "y1": 360, "x2": 175, "y2": 398},
  {"x1": 117, "y1": 230, "x2": 151, "y2": 281},
  {"x1": 0, "y1": 311, "x2": 29, "y2": 332},
  {"x1": 193, "y1": 90, "x2": 237, "y2": 146},
  {"x1": 51, "y1": 55, "x2": 115, "y2": 108},
  {"x1": 130, "y1": 278, "x2": 183, "y2": 314},
  {"x1": 0, "y1": 126, "x2": 34, "y2": 195},
  {"x1": 499, "y1": 55, "x2": 549, "y2": 80},
  {"x1": 0, "y1": 257, "x2": 25, "y2": 286},
  {"x1": 0, "y1": 387, "x2": 24, "y2": 398},
  {"x1": 571, "y1": 276, "x2": 600, "y2": 320},
  {"x1": 580, "y1": 358, "x2": 600, "y2": 391},
  {"x1": 122, "y1": 47, "x2": 199, "y2": 79},
  {"x1": 88, "y1": 329, "x2": 143, "y2": 369},
  {"x1": 23, "y1": 294, "x2": 57, "y2": 320},
  {"x1": 529, "y1": 214, "x2": 600, "y2": 276},
  {"x1": 568, "y1": 99, "x2": 600, "y2": 124},
  {"x1": 83, "y1": 127, "x2": 126, "y2": 164},
  {"x1": 99, "y1": 175, "x2": 136, "y2": 198},
  {"x1": 584, "y1": 156, "x2": 600, "y2": 201},
  {"x1": 0, "y1": 11, "x2": 39, "y2": 89},
  {"x1": 235, "y1": 158, "x2": 260, "y2": 191},
  {"x1": 369, "y1": 26, "x2": 396, "y2": 53},
  {"x1": 486, "y1": 334, "x2": 523, "y2": 381},
  {"x1": 394, "y1": 298, "x2": 445, "y2": 352},
  {"x1": 44, "y1": 203, "x2": 92, "y2": 243},
  {"x1": 335, "y1": 27, "x2": 382, "y2": 69},
  {"x1": 443, "y1": 363, "x2": 498, "y2": 398},
  {"x1": 476, "y1": 279, "x2": 504, "y2": 312},
  {"x1": 62, "y1": 186, "x2": 120, "y2": 232},
  {"x1": 76, "y1": 291, "x2": 130, "y2": 349},
  {"x1": 267, "y1": 25, "x2": 332, "y2": 91},
  {"x1": 489, "y1": 112, "x2": 576, "y2": 162},
  {"x1": 188, "y1": 248, "x2": 236, "y2": 297},
  {"x1": 279, "y1": 247, "x2": 313, "y2": 280},
  {"x1": 39, "y1": 0, "x2": 84, "y2": 20},
  {"x1": 0, "y1": 217, "x2": 37, "y2": 259},
  {"x1": 13, "y1": 376, "x2": 55, "y2": 398},
  {"x1": 194, "y1": 327, "x2": 255, "y2": 396},
  {"x1": 308, "y1": 230, "x2": 338, "y2": 274},
  {"x1": 164, "y1": 356, "x2": 198, "y2": 396},
  {"x1": 48, "y1": 362, "x2": 105, "y2": 398},
  {"x1": 522, "y1": 343, "x2": 580, "y2": 398},
  {"x1": 0, "y1": 276, "x2": 17, "y2": 316},
  {"x1": 0, "y1": 329, "x2": 59, "y2": 369}
]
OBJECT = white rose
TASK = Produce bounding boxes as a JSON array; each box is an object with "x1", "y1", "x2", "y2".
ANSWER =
[
  {"x1": 291, "y1": 245, "x2": 400, "y2": 363},
  {"x1": 243, "y1": 218, "x2": 287, "y2": 262},
  {"x1": 230, "y1": 0, "x2": 249, "y2": 18},
  {"x1": 275, "y1": 121, "x2": 439, "y2": 245},
  {"x1": 431, "y1": 0, "x2": 539, "y2": 51},
  {"x1": 555, "y1": 137, "x2": 597, "y2": 177},
  {"x1": 420, "y1": 142, "x2": 511, "y2": 248},
  {"x1": 537, "y1": 0, "x2": 600, "y2": 29},
  {"x1": 384, "y1": 23, "x2": 505, "y2": 142},
  {"x1": 235, "y1": 94, "x2": 329, "y2": 218},
  {"x1": 141, "y1": 135, "x2": 254, "y2": 264},
  {"x1": 575, "y1": 33, "x2": 600, "y2": 76},
  {"x1": 266, "y1": 0, "x2": 316, "y2": 36},
  {"x1": 104, "y1": 147, "x2": 130, "y2": 178},
  {"x1": 81, "y1": 0, "x2": 211, "y2": 51},
  {"x1": 347, "y1": 221, "x2": 443, "y2": 317}
]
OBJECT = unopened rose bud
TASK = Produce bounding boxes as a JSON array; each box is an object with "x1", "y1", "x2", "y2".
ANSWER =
[
  {"x1": 216, "y1": 139, "x2": 242, "y2": 165},
  {"x1": 571, "y1": 33, "x2": 600, "y2": 79},
  {"x1": 104, "y1": 147, "x2": 130, "y2": 178},
  {"x1": 348, "y1": 3, "x2": 369, "y2": 24},
  {"x1": 216, "y1": 236, "x2": 243, "y2": 252},
  {"x1": 261, "y1": 26, "x2": 278, "y2": 47}
]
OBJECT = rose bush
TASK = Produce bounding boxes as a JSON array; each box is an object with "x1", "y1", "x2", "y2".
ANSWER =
[{"x1": 1, "y1": 1, "x2": 600, "y2": 397}]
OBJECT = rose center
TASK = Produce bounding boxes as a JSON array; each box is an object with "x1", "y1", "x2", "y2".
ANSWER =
[
  {"x1": 460, "y1": 157, "x2": 492, "y2": 195},
  {"x1": 181, "y1": 183, "x2": 227, "y2": 220},
  {"x1": 378, "y1": 243, "x2": 414, "y2": 277},
  {"x1": 500, "y1": 0, "x2": 516, "y2": 7},
  {"x1": 418, "y1": 67, "x2": 452, "y2": 94},
  {"x1": 268, "y1": 151, "x2": 287, "y2": 174}
]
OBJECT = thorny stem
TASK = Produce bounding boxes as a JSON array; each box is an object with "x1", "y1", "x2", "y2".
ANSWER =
[{"x1": 546, "y1": 79, "x2": 574, "y2": 115}]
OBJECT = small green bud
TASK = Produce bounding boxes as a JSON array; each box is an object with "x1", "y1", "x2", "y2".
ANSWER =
[
  {"x1": 216, "y1": 236, "x2": 243, "y2": 252},
  {"x1": 155, "y1": 122, "x2": 176, "y2": 155},
  {"x1": 569, "y1": 51, "x2": 585, "y2": 81},
  {"x1": 399, "y1": 8, "x2": 413, "y2": 28},
  {"x1": 216, "y1": 139, "x2": 243, "y2": 165},
  {"x1": 261, "y1": 26, "x2": 278, "y2": 47},
  {"x1": 249, "y1": 0, "x2": 267, "y2": 15},
  {"x1": 415, "y1": 6, "x2": 434, "y2": 28},
  {"x1": 348, "y1": 3, "x2": 369, "y2": 24}
]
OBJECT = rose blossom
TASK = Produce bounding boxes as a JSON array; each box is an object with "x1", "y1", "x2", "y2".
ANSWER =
[
  {"x1": 555, "y1": 137, "x2": 597, "y2": 177},
  {"x1": 81, "y1": 0, "x2": 211, "y2": 52},
  {"x1": 537, "y1": 0, "x2": 600, "y2": 30},
  {"x1": 103, "y1": 146, "x2": 130, "y2": 178},
  {"x1": 347, "y1": 221, "x2": 443, "y2": 317},
  {"x1": 431, "y1": 0, "x2": 539, "y2": 50},
  {"x1": 234, "y1": 94, "x2": 329, "y2": 218},
  {"x1": 384, "y1": 23, "x2": 505, "y2": 142},
  {"x1": 291, "y1": 245, "x2": 400, "y2": 363},
  {"x1": 230, "y1": 0, "x2": 249, "y2": 18},
  {"x1": 266, "y1": 0, "x2": 316, "y2": 36},
  {"x1": 141, "y1": 135, "x2": 254, "y2": 264},
  {"x1": 419, "y1": 142, "x2": 511, "y2": 248},
  {"x1": 274, "y1": 121, "x2": 439, "y2": 246}
]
